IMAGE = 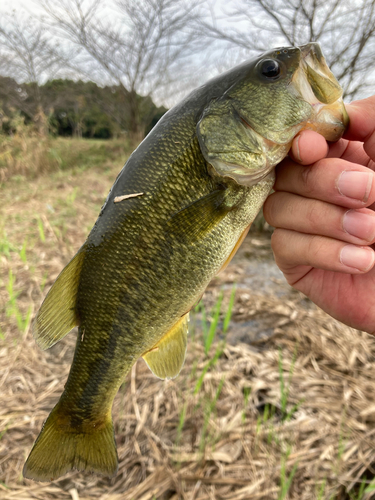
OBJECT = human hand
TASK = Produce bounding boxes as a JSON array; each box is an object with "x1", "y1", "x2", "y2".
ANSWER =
[{"x1": 263, "y1": 96, "x2": 375, "y2": 333}]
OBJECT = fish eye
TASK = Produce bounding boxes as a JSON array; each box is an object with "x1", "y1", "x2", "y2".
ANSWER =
[{"x1": 258, "y1": 59, "x2": 281, "y2": 79}]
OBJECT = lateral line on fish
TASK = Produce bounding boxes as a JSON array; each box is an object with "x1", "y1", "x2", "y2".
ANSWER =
[{"x1": 114, "y1": 193, "x2": 144, "y2": 203}]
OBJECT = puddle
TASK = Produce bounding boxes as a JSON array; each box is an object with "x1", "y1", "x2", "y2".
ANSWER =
[{"x1": 205, "y1": 233, "x2": 312, "y2": 347}]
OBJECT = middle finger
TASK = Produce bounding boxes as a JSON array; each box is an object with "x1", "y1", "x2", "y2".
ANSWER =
[{"x1": 264, "y1": 192, "x2": 375, "y2": 246}]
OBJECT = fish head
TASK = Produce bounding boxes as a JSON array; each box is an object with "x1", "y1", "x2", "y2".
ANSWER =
[{"x1": 197, "y1": 43, "x2": 348, "y2": 186}]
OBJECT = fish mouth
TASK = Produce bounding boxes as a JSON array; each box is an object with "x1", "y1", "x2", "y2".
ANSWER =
[
  {"x1": 292, "y1": 43, "x2": 349, "y2": 141},
  {"x1": 300, "y1": 43, "x2": 344, "y2": 104}
]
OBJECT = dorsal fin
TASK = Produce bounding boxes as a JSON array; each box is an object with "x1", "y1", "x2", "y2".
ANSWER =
[
  {"x1": 142, "y1": 313, "x2": 189, "y2": 380},
  {"x1": 33, "y1": 248, "x2": 86, "y2": 350}
]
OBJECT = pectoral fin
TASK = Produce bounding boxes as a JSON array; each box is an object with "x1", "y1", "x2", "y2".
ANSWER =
[
  {"x1": 33, "y1": 247, "x2": 86, "y2": 350},
  {"x1": 142, "y1": 313, "x2": 189, "y2": 380},
  {"x1": 167, "y1": 189, "x2": 231, "y2": 241}
]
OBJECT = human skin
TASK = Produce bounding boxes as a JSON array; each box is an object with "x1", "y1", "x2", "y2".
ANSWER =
[{"x1": 263, "y1": 96, "x2": 375, "y2": 334}]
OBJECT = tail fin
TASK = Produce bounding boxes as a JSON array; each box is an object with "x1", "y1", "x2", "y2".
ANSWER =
[{"x1": 23, "y1": 403, "x2": 118, "y2": 482}]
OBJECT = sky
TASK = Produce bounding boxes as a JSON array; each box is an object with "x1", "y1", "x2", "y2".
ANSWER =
[
  {"x1": 0, "y1": 0, "x2": 222, "y2": 107},
  {"x1": 0, "y1": 1, "x2": 213, "y2": 107},
  {"x1": 0, "y1": 0, "x2": 42, "y2": 14},
  {"x1": 1, "y1": 0, "x2": 373, "y2": 105}
]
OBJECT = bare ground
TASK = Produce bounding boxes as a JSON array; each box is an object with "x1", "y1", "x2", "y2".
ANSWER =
[{"x1": 1, "y1": 160, "x2": 375, "y2": 500}]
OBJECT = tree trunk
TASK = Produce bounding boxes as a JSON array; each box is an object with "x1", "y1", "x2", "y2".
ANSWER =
[{"x1": 128, "y1": 89, "x2": 145, "y2": 146}]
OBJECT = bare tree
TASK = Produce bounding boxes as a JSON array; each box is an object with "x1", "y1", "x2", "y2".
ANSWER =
[
  {"x1": 198, "y1": 0, "x2": 375, "y2": 100},
  {"x1": 37, "y1": 0, "x2": 203, "y2": 141},
  {"x1": 0, "y1": 12, "x2": 70, "y2": 111}
]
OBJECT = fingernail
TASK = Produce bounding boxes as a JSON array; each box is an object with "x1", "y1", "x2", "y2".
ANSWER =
[
  {"x1": 343, "y1": 210, "x2": 375, "y2": 241},
  {"x1": 340, "y1": 245, "x2": 375, "y2": 271},
  {"x1": 338, "y1": 171, "x2": 373, "y2": 203}
]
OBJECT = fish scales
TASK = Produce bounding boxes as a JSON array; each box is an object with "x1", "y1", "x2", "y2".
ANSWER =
[
  {"x1": 67, "y1": 138, "x2": 263, "y2": 415},
  {"x1": 24, "y1": 43, "x2": 348, "y2": 481}
]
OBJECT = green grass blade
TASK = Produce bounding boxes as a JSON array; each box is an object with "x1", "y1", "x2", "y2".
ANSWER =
[
  {"x1": 200, "y1": 302, "x2": 208, "y2": 347},
  {"x1": 19, "y1": 239, "x2": 27, "y2": 263},
  {"x1": 199, "y1": 377, "x2": 225, "y2": 452},
  {"x1": 40, "y1": 271, "x2": 48, "y2": 292},
  {"x1": 279, "y1": 462, "x2": 298, "y2": 499},
  {"x1": 278, "y1": 447, "x2": 298, "y2": 500},
  {"x1": 365, "y1": 480, "x2": 375, "y2": 492},
  {"x1": 223, "y1": 285, "x2": 236, "y2": 334},
  {"x1": 176, "y1": 402, "x2": 188, "y2": 446},
  {"x1": 316, "y1": 478, "x2": 326, "y2": 500},
  {"x1": 204, "y1": 291, "x2": 223, "y2": 355},
  {"x1": 194, "y1": 346, "x2": 223, "y2": 394},
  {"x1": 37, "y1": 216, "x2": 46, "y2": 242},
  {"x1": 278, "y1": 349, "x2": 287, "y2": 414}
]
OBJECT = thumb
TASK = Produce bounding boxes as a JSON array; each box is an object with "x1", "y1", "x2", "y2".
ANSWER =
[
  {"x1": 289, "y1": 129, "x2": 329, "y2": 165},
  {"x1": 345, "y1": 96, "x2": 375, "y2": 160}
]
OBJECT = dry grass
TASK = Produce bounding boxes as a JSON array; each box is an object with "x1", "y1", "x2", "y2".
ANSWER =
[
  {"x1": 0, "y1": 126, "x2": 130, "y2": 183},
  {"x1": 1, "y1": 151, "x2": 375, "y2": 499}
]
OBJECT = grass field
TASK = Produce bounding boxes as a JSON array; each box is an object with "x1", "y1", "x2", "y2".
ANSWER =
[{"x1": 1, "y1": 137, "x2": 375, "y2": 499}]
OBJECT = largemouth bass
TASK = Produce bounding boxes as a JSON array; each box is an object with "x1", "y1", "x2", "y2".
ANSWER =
[{"x1": 24, "y1": 43, "x2": 348, "y2": 481}]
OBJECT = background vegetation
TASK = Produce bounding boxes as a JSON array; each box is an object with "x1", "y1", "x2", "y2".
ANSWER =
[
  {"x1": 2, "y1": 1, "x2": 375, "y2": 499},
  {"x1": 0, "y1": 76, "x2": 167, "y2": 139}
]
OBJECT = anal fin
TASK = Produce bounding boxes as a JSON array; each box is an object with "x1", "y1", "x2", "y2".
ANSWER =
[{"x1": 142, "y1": 313, "x2": 189, "y2": 380}]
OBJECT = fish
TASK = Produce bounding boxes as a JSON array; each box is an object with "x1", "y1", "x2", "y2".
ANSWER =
[{"x1": 23, "y1": 43, "x2": 348, "y2": 482}]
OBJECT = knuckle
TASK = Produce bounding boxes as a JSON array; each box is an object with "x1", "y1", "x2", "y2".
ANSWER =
[
  {"x1": 263, "y1": 193, "x2": 278, "y2": 225},
  {"x1": 306, "y1": 234, "x2": 325, "y2": 264},
  {"x1": 305, "y1": 201, "x2": 325, "y2": 233},
  {"x1": 270, "y1": 228, "x2": 285, "y2": 255},
  {"x1": 299, "y1": 164, "x2": 316, "y2": 195},
  {"x1": 263, "y1": 197, "x2": 272, "y2": 223},
  {"x1": 299, "y1": 158, "x2": 328, "y2": 196},
  {"x1": 271, "y1": 229, "x2": 301, "y2": 274}
]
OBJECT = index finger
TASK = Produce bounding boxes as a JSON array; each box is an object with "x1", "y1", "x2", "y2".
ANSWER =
[
  {"x1": 273, "y1": 156, "x2": 375, "y2": 209},
  {"x1": 327, "y1": 138, "x2": 374, "y2": 170}
]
